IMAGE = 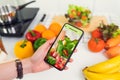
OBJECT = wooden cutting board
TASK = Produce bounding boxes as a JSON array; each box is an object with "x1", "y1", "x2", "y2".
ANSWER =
[{"x1": 51, "y1": 15, "x2": 108, "y2": 32}]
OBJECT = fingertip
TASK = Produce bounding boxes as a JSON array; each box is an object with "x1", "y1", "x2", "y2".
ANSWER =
[
  {"x1": 64, "y1": 67, "x2": 68, "y2": 70},
  {"x1": 74, "y1": 49, "x2": 77, "y2": 53},
  {"x1": 69, "y1": 58, "x2": 73, "y2": 62},
  {"x1": 48, "y1": 37, "x2": 56, "y2": 44}
]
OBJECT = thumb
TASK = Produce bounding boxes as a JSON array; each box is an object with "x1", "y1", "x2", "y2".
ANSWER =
[{"x1": 43, "y1": 37, "x2": 56, "y2": 50}]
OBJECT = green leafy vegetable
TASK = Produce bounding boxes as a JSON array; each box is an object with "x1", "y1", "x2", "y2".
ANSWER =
[
  {"x1": 56, "y1": 40, "x2": 64, "y2": 56},
  {"x1": 98, "y1": 23, "x2": 119, "y2": 41},
  {"x1": 46, "y1": 56, "x2": 56, "y2": 65},
  {"x1": 56, "y1": 36, "x2": 78, "y2": 58},
  {"x1": 112, "y1": 29, "x2": 120, "y2": 37}
]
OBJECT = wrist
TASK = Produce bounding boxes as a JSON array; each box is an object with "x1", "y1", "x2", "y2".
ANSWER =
[{"x1": 21, "y1": 58, "x2": 32, "y2": 74}]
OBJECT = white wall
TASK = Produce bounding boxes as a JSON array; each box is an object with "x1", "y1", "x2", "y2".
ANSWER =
[
  {"x1": 94, "y1": 0, "x2": 120, "y2": 15},
  {"x1": 0, "y1": 0, "x2": 120, "y2": 16},
  {"x1": 29, "y1": 0, "x2": 120, "y2": 15},
  {"x1": 0, "y1": 0, "x2": 34, "y2": 6},
  {"x1": 31, "y1": 0, "x2": 94, "y2": 14},
  {"x1": 0, "y1": 0, "x2": 25, "y2": 6}
]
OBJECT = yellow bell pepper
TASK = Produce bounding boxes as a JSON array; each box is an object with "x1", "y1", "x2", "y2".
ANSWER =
[{"x1": 14, "y1": 40, "x2": 34, "y2": 59}]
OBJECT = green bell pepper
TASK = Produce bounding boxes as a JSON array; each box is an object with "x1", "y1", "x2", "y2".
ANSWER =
[{"x1": 33, "y1": 38, "x2": 47, "y2": 51}]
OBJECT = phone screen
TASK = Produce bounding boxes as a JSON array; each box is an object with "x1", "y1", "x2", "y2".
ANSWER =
[{"x1": 44, "y1": 23, "x2": 84, "y2": 70}]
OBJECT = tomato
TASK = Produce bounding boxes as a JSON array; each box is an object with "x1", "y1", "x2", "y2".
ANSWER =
[
  {"x1": 63, "y1": 50, "x2": 68, "y2": 56},
  {"x1": 77, "y1": 11, "x2": 81, "y2": 16},
  {"x1": 75, "y1": 21, "x2": 82, "y2": 27},
  {"x1": 69, "y1": 14, "x2": 74, "y2": 19},
  {"x1": 91, "y1": 28, "x2": 102, "y2": 38},
  {"x1": 71, "y1": 9, "x2": 76, "y2": 15},
  {"x1": 55, "y1": 63, "x2": 62, "y2": 69},
  {"x1": 88, "y1": 38, "x2": 105, "y2": 52}
]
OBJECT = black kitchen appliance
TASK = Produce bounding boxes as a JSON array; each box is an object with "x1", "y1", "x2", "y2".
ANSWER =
[{"x1": 0, "y1": 7, "x2": 39, "y2": 37}]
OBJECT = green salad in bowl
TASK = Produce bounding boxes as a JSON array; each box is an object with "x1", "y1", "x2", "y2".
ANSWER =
[{"x1": 65, "y1": 4, "x2": 92, "y2": 27}]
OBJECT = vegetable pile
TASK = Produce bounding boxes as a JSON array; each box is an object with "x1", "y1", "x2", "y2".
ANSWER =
[
  {"x1": 65, "y1": 4, "x2": 91, "y2": 27},
  {"x1": 25, "y1": 30, "x2": 47, "y2": 51},
  {"x1": 88, "y1": 22, "x2": 120, "y2": 58},
  {"x1": 14, "y1": 22, "x2": 62, "y2": 59}
]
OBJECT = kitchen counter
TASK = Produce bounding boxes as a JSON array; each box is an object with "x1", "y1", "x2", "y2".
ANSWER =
[{"x1": 1, "y1": 0, "x2": 120, "y2": 80}]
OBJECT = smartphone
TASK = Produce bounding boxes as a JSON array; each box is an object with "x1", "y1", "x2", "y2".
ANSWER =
[{"x1": 44, "y1": 23, "x2": 84, "y2": 71}]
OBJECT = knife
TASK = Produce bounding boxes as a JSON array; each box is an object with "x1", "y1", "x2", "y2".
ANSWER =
[
  {"x1": 0, "y1": 35, "x2": 7, "y2": 54},
  {"x1": 40, "y1": 14, "x2": 46, "y2": 22}
]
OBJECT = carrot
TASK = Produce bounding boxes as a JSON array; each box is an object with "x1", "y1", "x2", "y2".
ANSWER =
[
  {"x1": 105, "y1": 46, "x2": 120, "y2": 58},
  {"x1": 105, "y1": 35, "x2": 120, "y2": 49}
]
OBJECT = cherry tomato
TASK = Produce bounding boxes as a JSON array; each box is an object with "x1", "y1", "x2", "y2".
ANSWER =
[{"x1": 75, "y1": 21, "x2": 82, "y2": 27}]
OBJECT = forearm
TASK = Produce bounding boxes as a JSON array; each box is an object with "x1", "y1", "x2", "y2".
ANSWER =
[
  {"x1": 22, "y1": 58, "x2": 32, "y2": 74},
  {"x1": 0, "y1": 58, "x2": 32, "y2": 80}
]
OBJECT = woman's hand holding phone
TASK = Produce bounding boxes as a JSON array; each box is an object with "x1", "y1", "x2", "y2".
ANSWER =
[
  {"x1": 30, "y1": 37, "x2": 74, "y2": 73},
  {"x1": 44, "y1": 23, "x2": 84, "y2": 71}
]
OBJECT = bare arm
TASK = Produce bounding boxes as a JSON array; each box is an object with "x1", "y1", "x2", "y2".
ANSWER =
[
  {"x1": 0, "y1": 38, "x2": 55, "y2": 80},
  {"x1": 0, "y1": 58, "x2": 32, "y2": 80},
  {"x1": 0, "y1": 38, "x2": 73, "y2": 80}
]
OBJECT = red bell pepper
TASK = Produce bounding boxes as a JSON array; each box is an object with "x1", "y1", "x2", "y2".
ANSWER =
[{"x1": 25, "y1": 30, "x2": 41, "y2": 43}]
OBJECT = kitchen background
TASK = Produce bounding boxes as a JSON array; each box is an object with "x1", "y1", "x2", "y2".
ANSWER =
[
  {"x1": 0, "y1": 0, "x2": 120, "y2": 80},
  {"x1": 1, "y1": 0, "x2": 120, "y2": 61}
]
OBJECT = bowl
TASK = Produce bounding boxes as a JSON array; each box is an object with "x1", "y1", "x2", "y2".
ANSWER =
[{"x1": 65, "y1": 4, "x2": 92, "y2": 27}]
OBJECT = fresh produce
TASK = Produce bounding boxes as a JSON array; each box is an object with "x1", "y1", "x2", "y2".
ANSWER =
[
  {"x1": 14, "y1": 22, "x2": 61, "y2": 59},
  {"x1": 83, "y1": 56, "x2": 120, "y2": 80},
  {"x1": 98, "y1": 23, "x2": 119, "y2": 41},
  {"x1": 88, "y1": 38, "x2": 105, "y2": 52},
  {"x1": 105, "y1": 46, "x2": 120, "y2": 58},
  {"x1": 14, "y1": 40, "x2": 34, "y2": 59},
  {"x1": 25, "y1": 30, "x2": 41, "y2": 43},
  {"x1": 105, "y1": 35, "x2": 120, "y2": 49},
  {"x1": 42, "y1": 30, "x2": 56, "y2": 40},
  {"x1": 84, "y1": 56, "x2": 120, "y2": 73},
  {"x1": 65, "y1": 4, "x2": 91, "y2": 27},
  {"x1": 112, "y1": 29, "x2": 120, "y2": 37},
  {"x1": 49, "y1": 22, "x2": 62, "y2": 36},
  {"x1": 88, "y1": 22, "x2": 120, "y2": 58},
  {"x1": 74, "y1": 21, "x2": 82, "y2": 27},
  {"x1": 91, "y1": 28, "x2": 102, "y2": 38},
  {"x1": 83, "y1": 69, "x2": 120, "y2": 80},
  {"x1": 34, "y1": 23, "x2": 47, "y2": 33},
  {"x1": 33, "y1": 38, "x2": 47, "y2": 51}
]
